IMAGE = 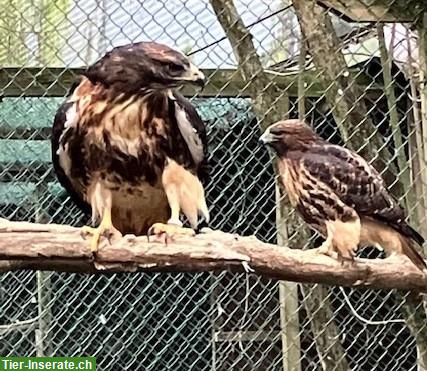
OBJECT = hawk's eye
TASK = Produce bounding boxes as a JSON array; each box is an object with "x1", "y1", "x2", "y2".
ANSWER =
[
  {"x1": 168, "y1": 63, "x2": 185, "y2": 73},
  {"x1": 270, "y1": 127, "x2": 284, "y2": 136}
]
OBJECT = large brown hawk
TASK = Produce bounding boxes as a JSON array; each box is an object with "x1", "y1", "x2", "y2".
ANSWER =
[
  {"x1": 260, "y1": 119, "x2": 426, "y2": 271},
  {"x1": 52, "y1": 42, "x2": 209, "y2": 251}
]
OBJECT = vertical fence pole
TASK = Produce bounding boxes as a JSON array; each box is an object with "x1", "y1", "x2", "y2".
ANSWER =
[
  {"x1": 415, "y1": 13, "x2": 427, "y2": 371},
  {"x1": 36, "y1": 271, "x2": 52, "y2": 357},
  {"x1": 276, "y1": 185, "x2": 301, "y2": 371},
  {"x1": 419, "y1": 13, "x2": 427, "y2": 260},
  {"x1": 34, "y1": 185, "x2": 52, "y2": 357}
]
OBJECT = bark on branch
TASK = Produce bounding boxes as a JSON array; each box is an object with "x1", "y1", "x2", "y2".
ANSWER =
[{"x1": 1, "y1": 219, "x2": 426, "y2": 292}]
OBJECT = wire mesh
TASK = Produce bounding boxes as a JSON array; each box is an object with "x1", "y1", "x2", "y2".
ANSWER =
[{"x1": 0, "y1": 0, "x2": 426, "y2": 370}]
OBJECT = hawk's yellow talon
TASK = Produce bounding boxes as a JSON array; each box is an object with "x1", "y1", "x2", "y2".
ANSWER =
[
  {"x1": 81, "y1": 226, "x2": 102, "y2": 253},
  {"x1": 80, "y1": 224, "x2": 121, "y2": 253},
  {"x1": 147, "y1": 222, "x2": 195, "y2": 243}
]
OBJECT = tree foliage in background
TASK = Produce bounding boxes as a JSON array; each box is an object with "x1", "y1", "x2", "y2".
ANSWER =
[
  {"x1": 261, "y1": 0, "x2": 299, "y2": 66},
  {"x1": 0, "y1": 0, "x2": 69, "y2": 66}
]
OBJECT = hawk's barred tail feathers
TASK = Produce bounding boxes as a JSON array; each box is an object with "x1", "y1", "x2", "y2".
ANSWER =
[
  {"x1": 399, "y1": 235, "x2": 427, "y2": 271},
  {"x1": 396, "y1": 222, "x2": 426, "y2": 270},
  {"x1": 402, "y1": 223, "x2": 425, "y2": 246}
]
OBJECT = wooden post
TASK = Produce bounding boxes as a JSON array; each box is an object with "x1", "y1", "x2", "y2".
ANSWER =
[
  {"x1": 34, "y1": 185, "x2": 52, "y2": 357},
  {"x1": 35, "y1": 271, "x2": 52, "y2": 357},
  {"x1": 208, "y1": 1, "x2": 301, "y2": 369},
  {"x1": 419, "y1": 13, "x2": 427, "y2": 254},
  {"x1": 276, "y1": 185, "x2": 302, "y2": 371},
  {"x1": 414, "y1": 12, "x2": 427, "y2": 371},
  {"x1": 405, "y1": 21, "x2": 427, "y2": 240},
  {"x1": 377, "y1": 24, "x2": 413, "y2": 209}
]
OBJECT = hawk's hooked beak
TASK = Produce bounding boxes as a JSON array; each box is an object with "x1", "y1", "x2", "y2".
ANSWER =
[
  {"x1": 259, "y1": 127, "x2": 281, "y2": 145},
  {"x1": 180, "y1": 62, "x2": 205, "y2": 89}
]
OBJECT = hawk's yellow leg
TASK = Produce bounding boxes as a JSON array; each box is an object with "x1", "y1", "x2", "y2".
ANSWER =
[
  {"x1": 148, "y1": 186, "x2": 195, "y2": 241},
  {"x1": 81, "y1": 208, "x2": 121, "y2": 252}
]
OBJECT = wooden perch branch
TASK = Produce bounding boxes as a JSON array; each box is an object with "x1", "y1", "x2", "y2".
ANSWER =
[{"x1": 0, "y1": 219, "x2": 426, "y2": 292}]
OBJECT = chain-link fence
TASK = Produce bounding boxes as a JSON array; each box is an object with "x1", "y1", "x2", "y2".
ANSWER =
[{"x1": 1, "y1": 0, "x2": 427, "y2": 370}]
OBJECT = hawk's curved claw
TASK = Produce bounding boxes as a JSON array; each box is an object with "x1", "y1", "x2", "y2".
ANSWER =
[
  {"x1": 337, "y1": 253, "x2": 356, "y2": 267},
  {"x1": 81, "y1": 225, "x2": 122, "y2": 253},
  {"x1": 147, "y1": 223, "x2": 195, "y2": 245},
  {"x1": 199, "y1": 227, "x2": 214, "y2": 234}
]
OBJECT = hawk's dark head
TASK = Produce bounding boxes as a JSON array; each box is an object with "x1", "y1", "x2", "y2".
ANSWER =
[
  {"x1": 260, "y1": 119, "x2": 323, "y2": 155},
  {"x1": 84, "y1": 42, "x2": 205, "y2": 94}
]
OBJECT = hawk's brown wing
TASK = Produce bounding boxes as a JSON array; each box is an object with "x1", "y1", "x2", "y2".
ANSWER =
[
  {"x1": 51, "y1": 99, "x2": 91, "y2": 216},
  {"x1": 299, "y1": 144, "x2": 423, "y2": 245},
  {"x1": 172, "y1": 92, "x2": 209, "y2": 185}
]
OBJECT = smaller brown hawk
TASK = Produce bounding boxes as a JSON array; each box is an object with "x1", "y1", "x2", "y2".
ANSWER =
[{"x1": 260, "y1": 119, "x2": 426, "y2": 271}]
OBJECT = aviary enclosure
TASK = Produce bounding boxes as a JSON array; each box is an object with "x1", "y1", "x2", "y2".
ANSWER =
[{"x1": 0, "y1": 0, "x2": 427, "y2": 370}]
